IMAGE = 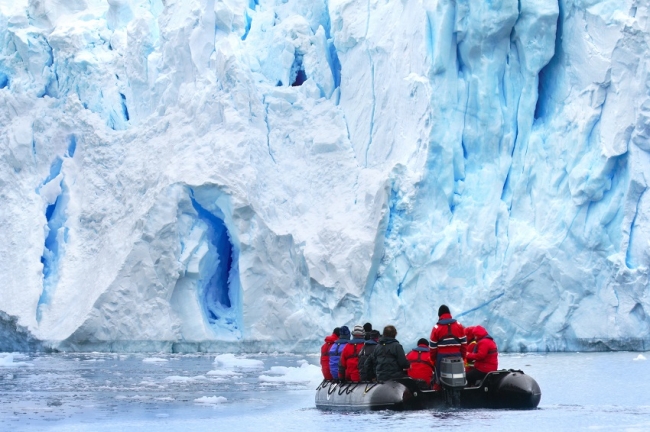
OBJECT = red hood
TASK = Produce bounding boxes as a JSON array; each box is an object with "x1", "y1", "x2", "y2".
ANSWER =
[
  {"x1": 465, "y1": 326, "x2": 475, "y2": 341},
  {"x1": 473, "y1": 325, "x2": 488, "y2": 339},
  {"x1": 438, "y1": 313, "x2": 453, "y2": 321},
  {"x1": 324, "y1": 334, "x2": 338, "y2": 343}
]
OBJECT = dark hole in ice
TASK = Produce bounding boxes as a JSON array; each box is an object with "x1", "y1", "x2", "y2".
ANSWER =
[
  {"x1": 290, "y1": 53, "x2": 307, "y2": 87},
  {"x1": 292, "y1": 69, "x2": 307, "y2": 87}
]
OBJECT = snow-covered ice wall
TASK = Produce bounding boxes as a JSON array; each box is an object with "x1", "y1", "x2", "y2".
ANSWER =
[{"x1": 0, "y1": 0, "x2": 649, "y2": 352}]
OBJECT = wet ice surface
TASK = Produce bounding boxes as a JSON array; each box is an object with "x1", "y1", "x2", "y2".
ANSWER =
[{"x1": 0, "y1": 352, "x2": 649, "y2": 431}]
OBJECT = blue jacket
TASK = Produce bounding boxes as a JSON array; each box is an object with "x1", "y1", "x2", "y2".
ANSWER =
[
  {"x1": 329, "y1": 337, "x2": 349, "y2": 378},
  {"x1": 329, "y1": 326, "x2": 350, "y2": 378}
]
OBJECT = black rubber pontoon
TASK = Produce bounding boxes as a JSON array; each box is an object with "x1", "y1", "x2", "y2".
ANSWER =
[
  {"x1": 461, "y1": 369, "x2": 542, "y2": 409},
  {"x1": 315, "y1": 378, "x2": 435, "y2": 410},
  {"x1": 315, "y1": 369, "x2": 541, "y2": 411}
]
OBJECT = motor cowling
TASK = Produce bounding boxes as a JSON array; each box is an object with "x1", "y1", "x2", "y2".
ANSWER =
[{"x1": 439, "y1": 357, "x2": 466, "y2": 388}]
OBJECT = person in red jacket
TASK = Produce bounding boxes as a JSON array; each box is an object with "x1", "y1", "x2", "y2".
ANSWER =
[
  {"x1": 339, "y1": 325, "x2": 366, "y2": 382},
  {"x1": 429, "y1": 305, "x2": 467, "y2": 389},
  {"x1": 320, "y1": 327, "x2": 340, "y2": 380},
  {"x1": 465, "y1": 325, "x2": 498, "y2": 386},
  {"x1": 406, "y1": 338, "x2": 435, "y2": 387}
]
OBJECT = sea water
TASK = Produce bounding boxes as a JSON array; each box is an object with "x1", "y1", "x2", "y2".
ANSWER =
[{"x1": 0, "y1": 352, "x2": 648, "y2": 431}]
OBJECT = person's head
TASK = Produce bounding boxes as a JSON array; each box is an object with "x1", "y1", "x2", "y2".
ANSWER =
[
  {"x1": 472, "y1": 325, "x2": 488, "y2": 339},
  {"x1": 382, "y1": 325, "x2": 397, "y2": 338},
  {"x1": 417, "y1": 338, "x2": 428, "y2": 347},
  {"x1": 363, "y1": 322, "x2": 373, "y2": 332},
  {"x1": 438, "y1": 304, "x2": 451, "y2": 317},
  {"x1": 352, "y1": 325, "x2": 365, "y2": 338},
  {"x1": 369, "y1": 330, "x2": 380, "y2": 341},
  {"x1": 333, "y1": 327, "x2": 340, "y2": 337},
  {"x1": 464, "y1": 326, "x2": 475, "y2": 342},
  {"x1": 338, "y1": 326, "x2": 351, "y2": 339}
]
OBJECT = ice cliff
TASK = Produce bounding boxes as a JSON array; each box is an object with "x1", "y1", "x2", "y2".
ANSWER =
[{"x1": 0, "y1": 0, "x2": 649, "y2": 352}]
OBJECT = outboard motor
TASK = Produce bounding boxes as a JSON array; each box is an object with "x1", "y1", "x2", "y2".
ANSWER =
[{"x1": 439, "y1": 357, "x2": 466, "y2": 407}]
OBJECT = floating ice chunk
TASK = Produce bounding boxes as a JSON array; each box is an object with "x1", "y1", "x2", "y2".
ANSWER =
[
  {"x1": 194, "y1": 396, "x2": 227, "y2": 404},
  {"x1": 213, "y1": 354, "x2": 264, "y2": 370},
  {"x1": 164, "y1": 375, "x2": 208, "y2": 383},
  {"x1": 206, "y1": 369, "x2": 242, "y2": 377},
  {"x1": 142, "y1": 357, "x2": 168, "y2": 363},
  {"x1": 0, "y1": 353, "x2": 31, "y2": 367},
  {"x1": 258, "y1": 360, "x2": 321, "y2": 385},
  {"x1": 633, "y1": 354, "x2": 647, "y2": 361},
  {"x1": 115, "y1": 395, "x2": 149, "y2": 400}
]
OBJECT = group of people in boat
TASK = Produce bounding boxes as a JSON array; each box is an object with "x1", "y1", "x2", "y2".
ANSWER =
[{"x1": 320, "y1": 305, "x2": 499, "y2": 389}]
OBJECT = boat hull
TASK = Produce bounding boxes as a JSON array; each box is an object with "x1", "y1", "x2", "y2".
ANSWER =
[
  {"x1": 461, "y1": 369, "x2": 542, "y2": 409},
  {"x1": 315, "y1": 370, "x2": 541, "y2": 411},
  {"x1": 315, "y1": 379, "x2": 437, "y2": 411}
]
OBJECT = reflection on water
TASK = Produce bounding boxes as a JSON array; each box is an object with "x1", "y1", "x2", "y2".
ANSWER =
[{"x1": 0, "y1": 352, "x2": 649, "y2": 431}]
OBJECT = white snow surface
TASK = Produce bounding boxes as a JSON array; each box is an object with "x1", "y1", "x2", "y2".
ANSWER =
[{"x1": 0, "y1": 0, "x2": 649, "y2": 352}]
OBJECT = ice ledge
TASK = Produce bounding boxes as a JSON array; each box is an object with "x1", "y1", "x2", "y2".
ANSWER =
[{"x1": 13, "y1": 338, "x2": 650, "y2": 354}]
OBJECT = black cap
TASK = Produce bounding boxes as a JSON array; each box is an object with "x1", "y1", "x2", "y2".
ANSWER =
[
  {"x1": 363, "y1": 322, "x2": 373, "y2": 332},
  {"x1": 438, "y1": 305, "x2": 450, "y2": 317},
  {"x1": 417, "y1": 338, "x2": 428, "y2": 346},
  {"x1": 333, "y1": 327, "x2": 340, "y2": 336}
]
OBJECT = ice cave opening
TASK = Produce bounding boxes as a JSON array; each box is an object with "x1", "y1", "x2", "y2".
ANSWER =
[
  {"x1": 292, "y1": 69, "x2": 307, "y2": 87},
  {"x1": 189, "y1": 193, "x2": 240, "y2": 332},
  {"x1": 290, "y1": 54, "x2": 306, "y2": 87}
]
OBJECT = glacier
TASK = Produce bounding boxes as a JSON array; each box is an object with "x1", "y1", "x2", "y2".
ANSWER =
[{"x1": 0, "y1": 0, "x2": 648, "y2": 353}]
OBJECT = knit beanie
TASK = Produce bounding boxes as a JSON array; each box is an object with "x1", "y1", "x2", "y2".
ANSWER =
[
  {"x1": 338, "y1": 326, "x2": 351, "y2": 339},
  {"x1": 352, "y1": 325, "x2": 365, "y2": 338},
  {"x1": 438, "y1": 304, "x2": 451, "y2": 317}
]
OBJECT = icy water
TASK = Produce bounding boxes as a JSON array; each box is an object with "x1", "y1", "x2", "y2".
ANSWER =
[{"x1": 0, "y1": 351, "x2": 648, "y2": 431}]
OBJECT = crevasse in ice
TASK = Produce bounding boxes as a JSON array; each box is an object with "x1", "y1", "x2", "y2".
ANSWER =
[{"x1": 0, "y1": 0, "x2": 648, "y2": 352}]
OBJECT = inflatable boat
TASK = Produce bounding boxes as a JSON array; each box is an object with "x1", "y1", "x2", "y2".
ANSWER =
[{"x1": 315, "y1": 369, "x2": 541, "y2": 410}]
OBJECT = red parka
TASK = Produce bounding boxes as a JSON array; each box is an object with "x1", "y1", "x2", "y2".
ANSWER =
[
  {"x1": 339, "y1": 338, "x2": 365, "y2": 382},
  {"x1": 465, "y1": 326, "x2": 498, "y2": 373},
  {"x1": 429, "y1": 313, "x2": 467, "y2": 359},
  {"x1": 320, "y1": 334, "x2": 338, "y2": 380},
  {"x1": 406, "y1": 344, "x2": 434, "y2": 385}
]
